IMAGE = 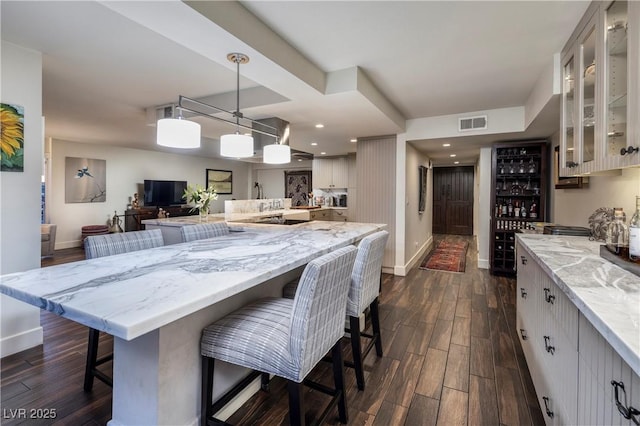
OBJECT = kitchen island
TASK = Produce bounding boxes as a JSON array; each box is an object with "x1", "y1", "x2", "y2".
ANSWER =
[
  {"x1": 516, "y1": 234, "x2": 639, "y2": 424},
  {"x1": 0, "y1": 221, "x2": 386, "y2": 425}
]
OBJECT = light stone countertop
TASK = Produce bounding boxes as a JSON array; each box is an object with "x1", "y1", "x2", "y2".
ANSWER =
[
  {"x1": 516, "y1": 234, "x2": 640, "y2": 375},
  {"x1": 1, "y1": 221, "x2": 385, "y2": 341}
]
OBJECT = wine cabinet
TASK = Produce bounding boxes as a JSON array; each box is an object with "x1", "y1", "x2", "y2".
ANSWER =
[{"x1": 490, "y1": 140, "x2": 548, "y2": 275}]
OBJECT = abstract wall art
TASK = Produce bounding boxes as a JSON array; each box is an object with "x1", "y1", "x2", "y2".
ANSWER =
[{"x1": 65, "y1": 157, "x2": 106, "y2": 203}]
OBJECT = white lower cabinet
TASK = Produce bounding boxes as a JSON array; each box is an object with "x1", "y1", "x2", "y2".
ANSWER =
[
  {"x1": 578, "y1": 314, "x2": 640, "y2": 425},
  {"x1": 517, "y1": 241, "x2": 640, "y2": 426}
]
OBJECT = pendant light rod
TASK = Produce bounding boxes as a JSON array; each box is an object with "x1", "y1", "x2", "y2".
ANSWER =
[{"x1": 176, "y1": 95, "x2": 280, "y2": 141}]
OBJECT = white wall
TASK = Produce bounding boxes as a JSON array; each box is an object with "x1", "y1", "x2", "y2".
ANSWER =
[
  {"x1": 251, "y1": 160, "x2": 312, "y2": 200},
  {"x1": 476, "y1": 147, "x2": 492, "y2": 268},
  {"x1": 402, "y1": 142, "x2": 432, "y2": 275},
  {"x1": 553, "y1": 167, "x2": 640, "y2": 226},
  {"x1": 0, "y1": 42, "x2": 44, "y2": 357},
  {"x1": 550, "y1": 133, "x2": 640, "y2": 226},
  {"x1": 49, "y1": 139, "x2": 251, "y2": 248}
]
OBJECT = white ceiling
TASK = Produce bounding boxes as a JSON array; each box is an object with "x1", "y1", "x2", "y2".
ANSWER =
[{"x1": 0, "y1": 0, "x2": 590, "y2": 165}]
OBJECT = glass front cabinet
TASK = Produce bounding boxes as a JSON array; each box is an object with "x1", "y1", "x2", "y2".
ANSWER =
[{"x1": 560, "y1": 0, "x2": 640, "y2": 177}]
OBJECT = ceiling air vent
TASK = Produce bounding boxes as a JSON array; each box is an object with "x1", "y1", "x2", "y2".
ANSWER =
[{"x1": 458, "y1": 115, "x2": 487, "y2": 132}]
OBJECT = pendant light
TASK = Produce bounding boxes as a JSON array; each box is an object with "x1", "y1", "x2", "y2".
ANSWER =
[
  {"x1": 220, "y1": 53, "x2": 253, "y2": 158},
  {"x1": 263, "y1": 124, "x2": 291, "y2": 164},
  {"x1": 156, "y1": 114, "x2": 201, "y2": 149},
  {"x1": 264, "y1": 143, "x2": 291, "y2": 164}
]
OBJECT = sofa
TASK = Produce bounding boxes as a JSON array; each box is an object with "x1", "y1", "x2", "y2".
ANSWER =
[{"x1": 41, "y1": 224, "x2": 57, "y2": 257}]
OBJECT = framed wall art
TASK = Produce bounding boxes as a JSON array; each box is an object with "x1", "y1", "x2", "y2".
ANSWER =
[
  {"x1": 65, "y1": 157, "x2": 106, "y2": 203},
  {"x1": 206, "y1": 169, "x2": 232, "y2": 194},
  {"x1": 1, "y1": 103, "x2": 24, "y2": 172},
  {"x1": 419, "y1": 165, "x2": 428, "y2": 213}
]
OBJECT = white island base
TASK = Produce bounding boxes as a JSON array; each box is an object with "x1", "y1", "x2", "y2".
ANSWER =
[{"x1": 109, "y1": 267, "x2": 302, "y2": 425}]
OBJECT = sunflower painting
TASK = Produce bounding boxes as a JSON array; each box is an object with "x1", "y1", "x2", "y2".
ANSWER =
[{"x1": 1, "y1": 103, "x2": 24, "y2": 172}]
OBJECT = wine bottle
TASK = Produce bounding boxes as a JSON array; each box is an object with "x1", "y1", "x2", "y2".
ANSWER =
[{"x1": 629, "y1": 196, "x2": 640, "y2": 262}]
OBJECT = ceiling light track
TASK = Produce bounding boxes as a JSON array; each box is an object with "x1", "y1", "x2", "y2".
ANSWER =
[{"x1": 156, "y1": 52, "x2": 291, "y2": 164}]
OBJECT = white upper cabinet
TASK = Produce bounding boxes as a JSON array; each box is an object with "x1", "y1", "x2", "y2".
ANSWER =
[
  {"x1": 560, "y1": 1, "x2": 640, "y2": 177},
  {"x1": 312, "y1": 157, "x2": 349, "y2": 188}
]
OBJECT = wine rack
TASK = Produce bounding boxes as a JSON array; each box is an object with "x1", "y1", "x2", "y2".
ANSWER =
[{"x1": 490, "y1": 140, "x2": 548, "y2": 275}]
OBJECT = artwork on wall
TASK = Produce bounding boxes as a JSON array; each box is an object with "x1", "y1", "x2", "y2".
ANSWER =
[
  {"x1": 206, "y1": 169, "x2": 232, "y2": 194},
  {"x1": 65, "y1": 157, "x2": 107, "y2": 203},
  {"x1": 284, "y1": 170, "x2": 312, "y2": 206},
  {"x1": 1, "y1": 103, "x2": 25, "y2": 172},
  {"x1": 419, "y1": 165, "x2": 428, "y2": 213}
]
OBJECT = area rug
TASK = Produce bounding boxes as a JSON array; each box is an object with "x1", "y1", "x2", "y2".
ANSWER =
[{"x1": 419, "y1": 240, "x2": 468, "y2": 273}]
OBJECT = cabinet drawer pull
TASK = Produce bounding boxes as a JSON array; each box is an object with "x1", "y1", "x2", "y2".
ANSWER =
[
  {"x1": 543, "y1": 336, "x2": 555, "y2": 355},
  {"x1": 543, "y1": 288, "x2": 555, "y2": 304},
  {"x1": 520, "y1": 255, "x2": 527, "y2": 265},
  {"x1": 611, "y1": 380, "x2": 640, "y2": 424},
  {"x1": 519, "y1": 329, "x2": 528, "y2": 340},
  {"x1": 542, "y1": 396, "x2": 554, "y2": 419},
  {"x1": 520, "y1": 288, "x2": 527, "y2": 299},
  {"x1": 620, "y1": 146, "x2": 639, "y2": 156}
]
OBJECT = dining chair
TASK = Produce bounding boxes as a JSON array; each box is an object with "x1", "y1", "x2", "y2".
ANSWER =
[
  {"x1": 200, "y1": 245, "x2": 358, "y2": 426},
  {"x1": 82, "y1": 229, "x2": 164, "y2": 391},
  {"x1": 180, "y1": 222, "x2": 230, "y2": 243},
  {"x1": 282, "y1": 230, "x2": 389, "y2": 391}
]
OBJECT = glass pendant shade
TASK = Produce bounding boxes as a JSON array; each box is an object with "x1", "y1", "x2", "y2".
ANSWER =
[
  {"x1": 157, "y1": 118, "x2": 201, "y2": 148},
  {"x1": 220, "y1": 133, "x2": 254, "y2": 158},
  {"x1": 263, "y1": 143, "x2": 291, "y2": 164}
]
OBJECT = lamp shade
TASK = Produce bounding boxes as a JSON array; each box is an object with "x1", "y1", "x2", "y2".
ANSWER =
[
  {"x1": 220, "y1": 133, "x2": 254, "y2": 158},
  {"x1": 157, "y1": 118, "x2": 201, "y2": 148},
  {"x1": 263, "y1": 143, "x2": 291, "y2": 164}
]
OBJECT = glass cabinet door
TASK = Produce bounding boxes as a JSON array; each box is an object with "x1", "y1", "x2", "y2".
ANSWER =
[
  {"x1": 604, "y1": 0, "x2": 628, "y2": 159},
  {"x1": 579, "y1": 24, "x2": 597, "y2": 164},
  {"x1": 562, "y1": 54, "x2": 576, "y2": 169}
]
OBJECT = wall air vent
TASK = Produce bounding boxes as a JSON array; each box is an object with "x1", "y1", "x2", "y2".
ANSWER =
[{"x1": 458, "y1": 115, "x2": 487, "y2": 132}]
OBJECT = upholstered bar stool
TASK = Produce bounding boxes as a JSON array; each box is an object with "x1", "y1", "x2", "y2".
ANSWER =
[
  {"x1": 82, "y1": 229, "x2": 164, "y2": 391},
  {"x1": 200, "y1": 245, "x2": 358, "y2": 426},
  {"x1": 180, "y1": 222, "x2": 230, "y2": 243},
  {"x1": 283, "y1": 230, "x2": 389, "y2": 391}
]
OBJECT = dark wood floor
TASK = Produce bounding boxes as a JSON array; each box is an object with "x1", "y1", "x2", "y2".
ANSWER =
[{"x1": 1, "y1": 237, "x2": 543, "y2": 425}]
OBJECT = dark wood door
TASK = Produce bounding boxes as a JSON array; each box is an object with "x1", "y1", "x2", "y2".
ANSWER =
[{"x1": 432, "y1": 166, "x2": 474, "y2": 235}]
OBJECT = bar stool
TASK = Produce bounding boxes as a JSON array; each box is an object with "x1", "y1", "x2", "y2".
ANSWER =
[
  {"x1": 200, "y1": 245, "x2": 358, "y2": 426},
  {"x1": 283, "y1": 230, "x2": 389, "y2": 391},
  {"x1": 82, "y1": 229, "x2": 164, "y2": 391},
  {"x1": 180, "y1": 222, "x2": 230, "y2": 242}
]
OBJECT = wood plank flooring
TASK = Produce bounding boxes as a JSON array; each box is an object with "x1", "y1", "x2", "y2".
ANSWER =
[{"x1": 1, "y1": 236, "x2": 543, "y2": 425}]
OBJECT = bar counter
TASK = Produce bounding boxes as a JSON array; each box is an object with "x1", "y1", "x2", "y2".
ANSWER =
[{"x1": 0, "y1": 221, "x2": 385, "y2": 425}]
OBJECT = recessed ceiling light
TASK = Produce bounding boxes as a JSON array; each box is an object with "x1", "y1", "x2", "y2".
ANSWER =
[
  {"x1": 315, "y1": 124, "x2": 324, "y2": 128},
  {"x1": 320, "y1": 151, "x2": 326, "y2": 155},
  {"x1": 350, "y1": 138, "x2": 357, "y2": 143},
  {"x1": 454, "y1": 161, "x2": 460, "y2": 164},
  {"x1": 450, "y1": 154, "x2": 457, "y2": 157},
  {"x1": 311, "y1": 142, "x2": 318, "y2": 146},
  {"x1": 298, "y1": 158, "x2": 303, "y2": 162},
  {"x1": 443, "y1": 143, "x2": 451, "y2": 147}
]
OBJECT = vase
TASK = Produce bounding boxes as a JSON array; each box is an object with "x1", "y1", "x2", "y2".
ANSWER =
[{"x1": 199, "y1": 208, "x2": 209, "y2": 222}]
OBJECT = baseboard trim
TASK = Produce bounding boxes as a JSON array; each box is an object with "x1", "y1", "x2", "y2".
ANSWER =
[
  {"x1": 56, "y1": 240, "x2": 82, "y2": 250},
  {"x1": 477, "y1": 258, "x2": 489, "y2": 269},
  {"x1": 394, "y1": 236, "x2": 433, "y2": 277},
  {"x1": 1, "y1": 326, "x2": 43, "y2": 358}
]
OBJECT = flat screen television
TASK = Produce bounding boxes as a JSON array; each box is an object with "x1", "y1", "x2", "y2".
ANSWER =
[{"x1": 143, "y1": 180, "x2": 187, "y2": 207}]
